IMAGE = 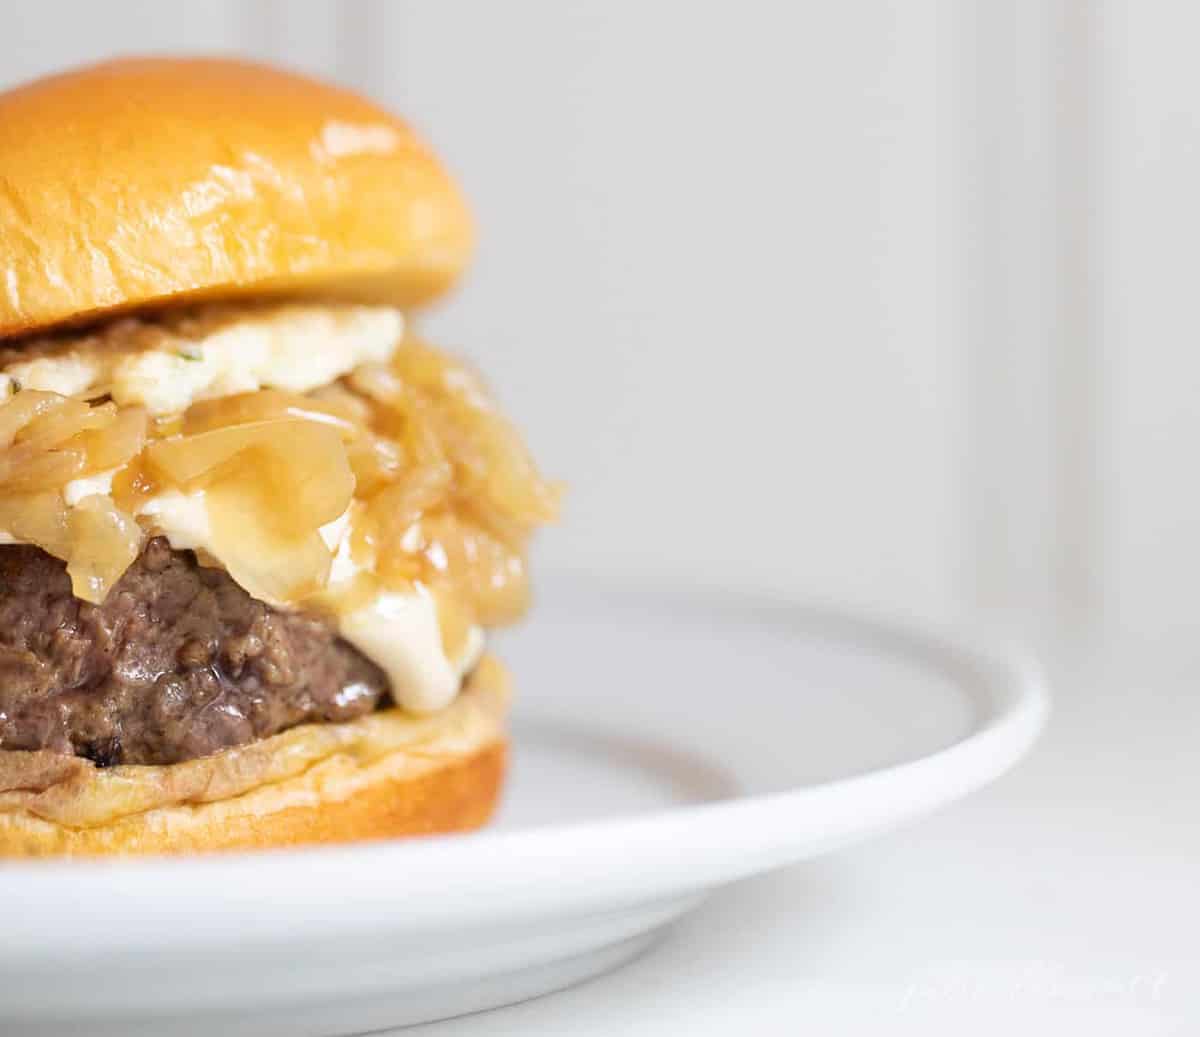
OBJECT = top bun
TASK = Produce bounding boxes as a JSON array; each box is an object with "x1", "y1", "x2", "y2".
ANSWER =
[{"x1": 0, "y1": 57, "x2": 473, "y2": 338}]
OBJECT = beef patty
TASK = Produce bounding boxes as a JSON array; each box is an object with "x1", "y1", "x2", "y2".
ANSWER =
[{"x1": 0, "y1": 537, "x2": 389, "y2": 766}]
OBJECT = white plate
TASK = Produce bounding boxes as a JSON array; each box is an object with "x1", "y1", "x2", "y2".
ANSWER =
[{"x1": 0, "y1": 580, "x2": 1047, "y2": 1036}]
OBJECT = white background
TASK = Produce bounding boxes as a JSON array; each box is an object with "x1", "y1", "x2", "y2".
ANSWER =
[
  {"x1": 4, "y1": 1, "x2": 1183, "y2": 657},
  {"x1": 0, "y1": 0, "x2": 1121, "y2": 641},
  {"x1": 1, "y1": 4, "x2": 1196, "y2": 1034}
]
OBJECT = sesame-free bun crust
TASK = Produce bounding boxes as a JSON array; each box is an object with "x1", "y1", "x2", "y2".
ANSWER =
[
  {"x1": 0, "y1": 656, "x2": 509, "y2": 858},
  {"x1": 0, "y1": 57, "x2": 473, "y2": 338}
]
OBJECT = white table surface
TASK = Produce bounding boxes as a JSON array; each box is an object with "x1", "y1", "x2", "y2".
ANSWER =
[{"x1": 398, "y1": 648, "x2": 1199, "y2": 1036}]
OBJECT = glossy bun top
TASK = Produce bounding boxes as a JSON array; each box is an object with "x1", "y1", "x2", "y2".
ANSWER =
[{"x1": 0, "y1": 57, "x2": 473, "y2": 338}]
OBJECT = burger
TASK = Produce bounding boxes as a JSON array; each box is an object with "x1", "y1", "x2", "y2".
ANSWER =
[{"x1": 0, "y1": 58, "x2": 557, "y2": 856}]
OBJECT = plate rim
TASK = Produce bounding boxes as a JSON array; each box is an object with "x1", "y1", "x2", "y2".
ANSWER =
[{"x1": 0, "y1": 593, "x2": 1049, "y2": 952}]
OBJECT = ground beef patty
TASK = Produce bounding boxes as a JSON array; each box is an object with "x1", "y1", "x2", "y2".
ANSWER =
[{"x1": 0, "y1": 537, "x2": 389, "y2": 766}]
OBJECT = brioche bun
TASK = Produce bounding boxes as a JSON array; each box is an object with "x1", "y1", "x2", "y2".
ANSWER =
[
  {"x1": 0, "y1": 656, "x2": 509, "y2": 857},
  {"x1": 0, "y1": 57, "x2": 472, "y2": 338}
]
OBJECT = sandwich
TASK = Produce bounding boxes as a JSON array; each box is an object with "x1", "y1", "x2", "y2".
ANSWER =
[{"x1": 0, "y1": 57, "x2": 557, "y2": 856}]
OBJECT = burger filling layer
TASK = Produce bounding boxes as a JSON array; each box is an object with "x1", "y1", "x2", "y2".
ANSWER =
[
  {"x1": 0, "y1": 537, "x2": 390, "y2": 766},
  {"x1": 0, "y1": 302, "x2": 556, "y2": 765}
]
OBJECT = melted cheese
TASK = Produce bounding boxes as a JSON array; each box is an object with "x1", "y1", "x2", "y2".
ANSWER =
[
  {"x1": 62, "y1": 469, "x2": 117, "y2": 507},
  {"x1": 338, "y1": 590, "x2": 485, "y2": 713}
]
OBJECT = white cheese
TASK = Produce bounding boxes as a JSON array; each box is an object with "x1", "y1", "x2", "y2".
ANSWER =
[
  {"x1": 338, "y1": 588, "x2": 485, "y2": 714},
  {"x1": 62, "y1": 469, "x2": 117, "y2": 507},
  {"x1": 3, "y1": 354, "x2": 97, "y2": 398},
  {"x1": 4, "y1": 302, "x2": 404, "y2": 415},
  {"x1": 317, "y1": 505, "x2": 484, "y2": 710},
  {"x1": 137, "y1": 490, "x2": 213, "y2": 553}
]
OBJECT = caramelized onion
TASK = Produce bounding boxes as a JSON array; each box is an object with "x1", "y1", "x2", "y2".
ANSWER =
[
  {"x1": 17, "y1": 399, "x2": 115, "y2": 452},
  {"x1": 420, "y1": 513, "x2": 531, "y2": 626},
  {"x1": 388, "y1": 342, "x2": 560, "y2": 524},
  {"x1": 0, "y1": 391, "x2": 69, "y2": 449},
  {"x1": 110, "y1": 457, "x2": 163, "y2": 515},
  {"x1": 143, "y1": 418, "x2": 353, "y2": 601},
  {"x1": 346, "y1": 434, "x2": 403, "y2": 495},
  {"x1": 367, "y1": 461, "x2": 453, "y2": 544},
  {"x1": 0, "y1": 446, "x2": 86, "y2": 492},
  {"x1": 69, "y1": 407, "x2": 148, "y2": 475},
  {"x1": 308, "y1": 382, "x2": 373, "y2": 426},
  {"x1": 205, "y1": 472, "x2": 334, "y2": 603},
  {"x1": 0, "y1": 491, "x2": 70, "y2": 557},
  {"x1": 145, "y1": 419, "x2": 354, "y2": 535},
  {"x1": 184, "y1": 389, "x2": 358, "y2": 439},
  {"x1": 66, "y1": 494, "x2": 142, "y2": 603},
  {"x1": 0, "y1": 333, "x2": 556, "y2": 623}
]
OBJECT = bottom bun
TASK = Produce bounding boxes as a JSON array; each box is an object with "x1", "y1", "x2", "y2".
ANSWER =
[{"x1": 0, "y1": 655, "x2": 511, "y2": 858}]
